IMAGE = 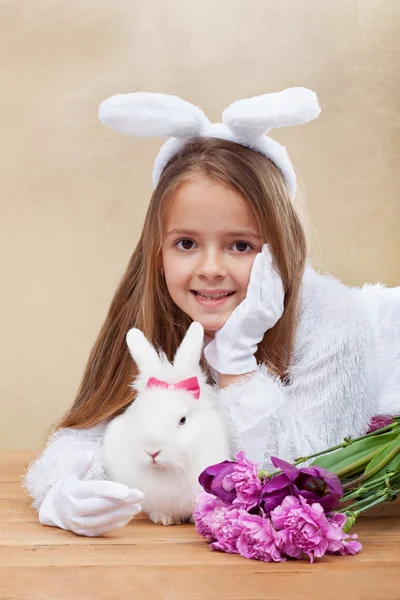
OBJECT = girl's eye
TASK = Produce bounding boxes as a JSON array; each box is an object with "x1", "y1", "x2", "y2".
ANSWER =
[
  {"x1": 179, "y1": 416, "x2": 186, "y2": 426},
  {"x1": 176, "y1": 239, "x2": 196, "y2": 251},
  {"x1": 232, "y1": 241, "x2": 252, "y2": 253}
]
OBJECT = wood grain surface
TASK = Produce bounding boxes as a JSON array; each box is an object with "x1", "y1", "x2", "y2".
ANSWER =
[{"x1": 1, "y1": 451, "x2": 399, "y2": 600}]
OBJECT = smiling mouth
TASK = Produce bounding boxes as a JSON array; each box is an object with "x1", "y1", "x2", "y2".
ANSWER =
[{"x1": 191, "y1": 291, "x2": 235, "y2": 300}]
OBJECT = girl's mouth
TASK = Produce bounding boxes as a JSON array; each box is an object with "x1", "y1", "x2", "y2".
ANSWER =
[{"x1": 191, "y1": 290, "x2": 235, "y2": 307}]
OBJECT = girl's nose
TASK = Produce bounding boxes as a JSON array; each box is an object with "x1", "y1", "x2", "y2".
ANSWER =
[{"x1": 196, "y1": 250, "x2": 227, "y2": 279}]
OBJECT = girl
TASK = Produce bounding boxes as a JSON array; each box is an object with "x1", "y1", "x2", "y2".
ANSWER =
[{"x1": 22, "y1": 88, "x2": 400, "y2": 537}]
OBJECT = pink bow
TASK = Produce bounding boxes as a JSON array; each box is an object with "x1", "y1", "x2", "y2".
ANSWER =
[{"x1": 146, "y1": 376, "x2": 200, "y2": 399}]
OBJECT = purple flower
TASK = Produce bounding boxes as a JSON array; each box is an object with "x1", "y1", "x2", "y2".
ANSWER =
[
  {"x1": 226, "y1": 451, "x2": 263, "y2": 510},
  {"x1": 328, "y1": 513, "x2": 362, "y2": 556},
  {"x1": 209, "y1": 507, "x2": 242, "y2": 554},
  {"x1": 198, "y1": 460, "x2": 237, "y2": 503},
  {"x1": 260, "y1": 456, "x2": 343, "y2": 515},
  {"x1": 367, "y1": 415, "x2": 394, "y2": 433},
  {"x1": 271, "y1": 496, "x2": 362, "y2": 563},
  {"x1": 193, "y1": 491, "x2": 241, "y2": 553},
  {"x1": 193, "y1": 492, "x2": 225, "y2": 540},
  {"x1": 339, "y1": 536, "x2": 363, "y2": 556},
  {"x1": 235, "y1": 512, "x2": 285, "y2": 563},
  {"x1": 198, "y1": 451, "x2": 262, "y2": 509}
]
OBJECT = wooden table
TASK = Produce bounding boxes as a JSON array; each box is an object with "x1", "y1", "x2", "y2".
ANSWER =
[{"x1": 1, "y1": 451, "x2": 399, "y2": 600}]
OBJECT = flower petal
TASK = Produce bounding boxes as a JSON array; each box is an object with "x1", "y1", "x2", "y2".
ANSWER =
[{"x1": 270, "y1": 456, "x2": 299, "y2": 481}]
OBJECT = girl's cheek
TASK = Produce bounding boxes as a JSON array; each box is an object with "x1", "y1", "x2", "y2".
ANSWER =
[
  {"x1": 163, "y1": 248, "x2": 183, "y2": 270},
  {"x1": 164, "y1": 253, "x2": 193, "y2": 285},
  {"x1": 232, "y1": 257, "x2": 255, "y2": 289}
]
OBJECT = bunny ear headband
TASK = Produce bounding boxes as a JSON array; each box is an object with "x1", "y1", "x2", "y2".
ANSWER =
[{"x1": 98, "y1": 86, "x2": 321, "y2": 197}]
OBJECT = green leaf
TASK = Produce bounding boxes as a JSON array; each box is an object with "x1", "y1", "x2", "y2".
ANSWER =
[
  {"x1": 310, "y1": 431, "x2": 399, "y2": 474},
  {"x1": 362, "y1": 434, "x2": 400, "y2": 483}
]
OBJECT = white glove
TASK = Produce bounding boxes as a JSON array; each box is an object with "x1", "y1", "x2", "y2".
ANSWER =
[
  {"x1": 204, "y1": 244, "x2": 285, "y2": 375},
  {"x1": 38, "y1": 451, "x2": 144, "y2": 537}
]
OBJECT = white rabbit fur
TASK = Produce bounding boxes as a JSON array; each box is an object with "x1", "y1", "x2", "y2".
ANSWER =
[{"x1": 102, "y1": 322, "x2": 231, "y2": 526}]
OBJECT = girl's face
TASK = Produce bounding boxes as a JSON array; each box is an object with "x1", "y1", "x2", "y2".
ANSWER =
[{"x1": 161, "y1": 176, "x2": 263, "y2": 334}]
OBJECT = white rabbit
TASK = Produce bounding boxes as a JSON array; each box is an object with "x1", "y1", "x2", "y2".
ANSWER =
[{"x1": 102, "y1": 322, "x2": 231, "y2": 526}]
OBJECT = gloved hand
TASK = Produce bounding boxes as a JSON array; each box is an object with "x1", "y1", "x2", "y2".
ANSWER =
[
  {"x1": 38, "y1": 450, "x2": 144, "y2": 537},
  {"x1": 204, "y1": 244, "x2": 285, "y2": 375}
]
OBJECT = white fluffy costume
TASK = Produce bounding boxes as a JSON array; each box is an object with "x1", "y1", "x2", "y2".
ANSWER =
[
  {"x1": 23, "y1": 265, "x2": 400, "y2": 511},
  {"x1": 22, "y1": 88, "x2": 400, "y2": 511}
]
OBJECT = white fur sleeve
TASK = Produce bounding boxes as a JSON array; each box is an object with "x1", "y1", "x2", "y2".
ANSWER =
[
  {"x1": 217, "y1": 296, "x2": 380, "y2": 470},
  {"x1": 360, "y1": 283, "x2": 400, "y2": 416},
  {"x1": 21, "y1": 423, "x2": 108, "y2": 512}
]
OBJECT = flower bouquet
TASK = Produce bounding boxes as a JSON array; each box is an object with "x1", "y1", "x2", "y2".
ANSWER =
[{"x1": 193, "y1": 417, "x2": 400, "y2": 563}]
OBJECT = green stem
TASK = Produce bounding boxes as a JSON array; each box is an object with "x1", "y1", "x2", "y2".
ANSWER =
[
  {"x1": 342, "y1": 443, "x2": 400, "y2": 491},
  {"x1": 339, "y1": 472, "x2": 399, "y2": 503},
  {"x1": 335, "y1": 446, "x2": 387, "y2": 478},
  {"x1": 259, "y1": 420, "x2": 400, "y2": 481},
  {"x1": 343, "y1": 490, "x2": 388, "y2": 513},
  {"x1": 343, "y1": 487, "x2": 400, "y2": 516},
  {"x1": 292, "y1": 422, "x2": 400, "y2": 466},
  {"x1": 340, "y1": 486, "x2": 369, "y2": 504}
]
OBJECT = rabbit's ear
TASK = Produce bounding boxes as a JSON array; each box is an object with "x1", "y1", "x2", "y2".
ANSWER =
[
  {"x1": 126, "y1": 328, "x2": 161, "y2": 375},
  {"x1": 173, "y1": 322, "x2": 204, "y2": 371}
]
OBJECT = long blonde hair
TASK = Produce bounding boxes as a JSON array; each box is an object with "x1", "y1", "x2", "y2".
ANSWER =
[{"x1": 56, "y1": 137, "x2": 309, "y2": 430}]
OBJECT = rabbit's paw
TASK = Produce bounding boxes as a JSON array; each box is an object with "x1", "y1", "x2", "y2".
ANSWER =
[
  {"x1": 149, "y1": 513, "x2": 192, "y2": 526},
  {"x1": 149, "y1": 513, "x2": 177, "y2": 526}
]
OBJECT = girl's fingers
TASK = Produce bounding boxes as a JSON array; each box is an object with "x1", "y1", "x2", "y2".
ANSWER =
[
  {"x1": 260, "y1": 250, "x2": 275, "y2": 304},
  {"x1": 262, "y1": 243, "x2": 282, "y2": 278},
  {"x1": 73, "y1": 480, "x2": 142, "y2": 501},
  {"x1": 75, "y1": 492, "x2": 143, "y2": 515},
  {"x1": 262, "y1": 243, "x2": 273, "y2": 265},
  {"x1": 260, "y1": 247, "x2": 284, "y2": 312},
  {"x1": 272, "y1": 267, "x2": 285, "y2": 309},
  {"x1": 246, "y1": 252, "x2": 264, "y2": 302},
  {"x1": 90, "y1": 516, "x2": 137, "y2": 537},
  {"x1": 76, "y1": 503, "x2": 142, "y2": 532}
]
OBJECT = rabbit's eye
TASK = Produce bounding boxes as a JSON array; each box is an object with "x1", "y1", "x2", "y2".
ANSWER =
[{"x1": 179, "y1": 416, "x2": 186, "y2": 426}]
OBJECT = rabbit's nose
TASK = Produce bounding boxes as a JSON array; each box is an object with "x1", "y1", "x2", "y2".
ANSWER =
[{"x1": 148, "y1": 451, "x2": 161, "y2": 462}]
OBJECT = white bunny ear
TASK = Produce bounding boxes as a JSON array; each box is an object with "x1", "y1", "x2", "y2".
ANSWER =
[
  {"x1": 223, "y1": 87, "x2": 321, "y2": 139},
  {"x1": 126, "y1": 328, "x2": 161, "y2": 374},
  {"x1": 98, "y1": 92, "x2": 209, "y2": 138},
  {"x1": 173, "y1": 322, "x2": 204, "y2": 371}
]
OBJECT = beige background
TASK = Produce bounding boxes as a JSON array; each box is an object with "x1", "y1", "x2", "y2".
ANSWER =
[{"x1": 1, "y1": 0, "x2": 399, "y2": 451}]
